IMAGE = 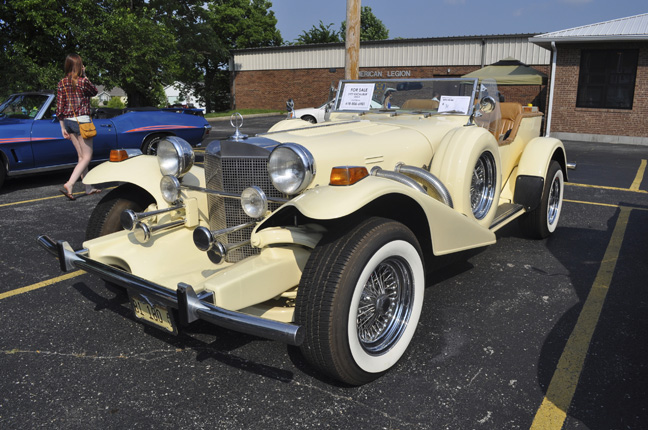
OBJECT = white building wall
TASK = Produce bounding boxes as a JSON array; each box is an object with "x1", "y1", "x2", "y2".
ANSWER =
[{"x1": 232, "y1": 36, "x2": 551, "y2": 71}]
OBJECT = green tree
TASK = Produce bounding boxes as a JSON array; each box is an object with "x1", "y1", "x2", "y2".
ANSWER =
[
  {"x1": 295, "y1": 21, "x2": 340, "y2": 45},
  {"x1": 203, "y1": 0, "x2": 283, "y2": 111},
  {"x1": 0, "y1": 0, "x2": 180, "y2": 106},
  {"x1": 150, "y1": 0, "x2": 282, "y2": 112},
  {"x1": 0, "y1": 0, "x2": 283, "y2": 110},
  {"x1": 89, "y1": 3, "x2": 181, "y2": 107},
  {"x1": 340, "y1": 6, "x2": 389, "y2": 42},
  {"x1": 0, "y1": 0, "x2": 74, "y2": 99}
]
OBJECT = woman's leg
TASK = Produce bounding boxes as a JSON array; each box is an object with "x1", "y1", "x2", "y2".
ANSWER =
[{"x1": 63, "y1": 134, "x2": 94, "y2": 194}]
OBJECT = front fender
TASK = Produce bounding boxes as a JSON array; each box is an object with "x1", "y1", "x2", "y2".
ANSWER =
[
  {"x1": 83, "y1": 155, "x2": 206, "y2": 207},
  {"x1": 260, "y1": 175, "x2": 496, "y2": 255}
]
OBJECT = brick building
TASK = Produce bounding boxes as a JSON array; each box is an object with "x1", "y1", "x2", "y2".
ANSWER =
[
  {"x1": 531, "y1": 13, "x2": 648, "y2": 145},
  {"x1": 230, "y1": 34, "x2": 550, "y2": 113}
]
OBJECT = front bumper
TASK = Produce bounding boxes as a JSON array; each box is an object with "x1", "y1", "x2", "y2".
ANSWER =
[{"x1": 37, "y1": 235, "x2": 304, "y2": 346}]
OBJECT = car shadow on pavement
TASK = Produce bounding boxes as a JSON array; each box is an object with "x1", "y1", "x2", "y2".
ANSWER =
[
  {"x1": 72, "y1": 281, "x2": 296, "y2": 384},
  {"x1": 0, "y1": 170, "x2": 70, "y2": 195},
  {"x1": 536, "y1": 207, "x2": 648, "y2": 429}
]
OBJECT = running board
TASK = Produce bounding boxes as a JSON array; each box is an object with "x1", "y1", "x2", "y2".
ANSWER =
[{"x1": 490, "y1": 203, "x2": 525, "y2": 231}]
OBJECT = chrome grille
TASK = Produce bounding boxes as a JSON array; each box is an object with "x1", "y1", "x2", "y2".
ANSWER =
[{"x1": 204, "y1": 139, "x2": 283, "y2": 263}]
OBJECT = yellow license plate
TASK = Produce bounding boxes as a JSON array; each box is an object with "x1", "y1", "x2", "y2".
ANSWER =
[{"x1": 130, "y1": 295, "x2": 177, "y2": 334}]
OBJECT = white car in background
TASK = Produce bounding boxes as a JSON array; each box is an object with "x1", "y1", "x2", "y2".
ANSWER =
[
  {"x1": 288, "y1": 100, "x2": 333, "y2": 123},
  {"x1": 289, "y1": 96, "x2": 395, "y2": 123}
]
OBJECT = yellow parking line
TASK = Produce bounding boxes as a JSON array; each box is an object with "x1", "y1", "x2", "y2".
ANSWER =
[
  {"x1": 530, "y1": 206, "x2": 631, "y2": 429},
  {"x1": 629, "y1": 159, "x2": 646, "y2": 191},
  {"x1": 564, "y1": 199, "x2": 648, "y2": 211},
  {"x1": 0, "y1": 193, "x2": 75, "y2": 208},
  {"x1": 566, "y1": 182, "x2": 647, "y2": 194},
  {"x1": 0, "y1": 186, "x2": 116, "y2": 208},
  {"x1": 0, "y1": 271, "x2": 85, "y2": 301}
]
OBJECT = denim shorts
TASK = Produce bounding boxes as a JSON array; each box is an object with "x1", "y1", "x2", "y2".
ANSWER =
[{"x1": 63, "y1": 115, "x2": 91, "y2": 135}]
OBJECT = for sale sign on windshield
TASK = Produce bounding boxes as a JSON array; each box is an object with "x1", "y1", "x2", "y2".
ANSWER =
[{"x1": 338, "y1": 83, "x2": 375, "y2": 111}]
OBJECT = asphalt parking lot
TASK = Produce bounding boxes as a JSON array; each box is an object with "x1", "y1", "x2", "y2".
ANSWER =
[{"x1": 1, "y1": 115, "x2": 647, "y2": 429}]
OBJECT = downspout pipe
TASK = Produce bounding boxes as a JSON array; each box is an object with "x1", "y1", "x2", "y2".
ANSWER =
[
  {"x1": 480, "y1": 38, "x2": 486, "y2": 68},
  {"x1": 546, "y1": 42, "x2": 557, "y2": 136}
]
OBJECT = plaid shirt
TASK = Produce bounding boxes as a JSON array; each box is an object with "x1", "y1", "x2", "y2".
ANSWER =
[{"x1": 56, "y1": 76, "x2": 98, "y2": 120}]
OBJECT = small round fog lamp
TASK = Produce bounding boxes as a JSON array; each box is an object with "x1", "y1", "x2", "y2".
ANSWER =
[
  {"x1": 160, "y1": 175, "x2": 181, "y2": 204},
  {"x1": 241, "y1": 186, "x2": 268, "y2": 219}
]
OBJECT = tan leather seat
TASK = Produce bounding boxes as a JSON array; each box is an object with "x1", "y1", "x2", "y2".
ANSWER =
[
  {"x1": 496, "y1": 102, "x2": 523, "y2": 140},
  {"x1": 401, "y1": 99, "x2": 439, "y2": 110}
]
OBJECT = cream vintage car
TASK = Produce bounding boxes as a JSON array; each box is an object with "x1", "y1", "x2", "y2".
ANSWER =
[{"x1": 39, "y1": 78, "x2": 567, "y2": 385}]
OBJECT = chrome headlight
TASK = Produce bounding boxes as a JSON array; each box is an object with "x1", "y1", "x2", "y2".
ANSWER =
[
  {"x1": 267, "y1": 143, "x2": 315, "y2": 195},
  {"x1": 157, "y1": 136, "x2": 195, "y2": 178},
  {"x1": 160, "y1": 175, "x2": 181, "y2": 204}
]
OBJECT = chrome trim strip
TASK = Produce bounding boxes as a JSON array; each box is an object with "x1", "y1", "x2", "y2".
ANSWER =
[
  {"x1": 37, "y1": 235, "x2": 304, "y2": 346},
  {"x1": 7, "y1": 163, "x2": 78, "y2": 177}
]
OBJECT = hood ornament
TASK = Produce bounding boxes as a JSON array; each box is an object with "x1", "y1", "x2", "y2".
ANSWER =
[{"x1": 230, "y1": 112, "x2": 248, "y2": 141}]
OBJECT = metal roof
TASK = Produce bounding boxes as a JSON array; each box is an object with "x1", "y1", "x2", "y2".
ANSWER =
[
  {"x1": 530, "y1": 13, "x2": 648, "y2": 47},
  {"x1": 232, "y1": 35, "x2": 551, "y2": 71}
]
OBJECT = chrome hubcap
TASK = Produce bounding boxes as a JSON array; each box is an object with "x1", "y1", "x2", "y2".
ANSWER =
[
  {"x1": 547, "y1": 173, "x2": 562, "y2": 225},
  {"x1": 357, "y1": 257, "x2": 413, "y2": 355},
  {"x1": 471, "y1": 152, "x2": 496, "y2": 219}
]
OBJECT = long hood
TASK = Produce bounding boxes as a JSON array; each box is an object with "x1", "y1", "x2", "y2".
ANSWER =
[{"x1": 264, "y1": 115, "x2": 465, "y2": 187}]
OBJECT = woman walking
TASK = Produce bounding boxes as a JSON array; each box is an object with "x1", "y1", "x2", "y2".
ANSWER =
[{"x1": 56, "y1": 53, "x2": 100, "y2": 200}]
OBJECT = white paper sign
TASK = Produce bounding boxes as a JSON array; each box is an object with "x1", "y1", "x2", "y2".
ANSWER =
[
  {"x1": 338, "y1": 83, "x2": 375, "y2": 111},
  {"x1": 438, "y1": 96, "x2": 472, "y2": 114}
]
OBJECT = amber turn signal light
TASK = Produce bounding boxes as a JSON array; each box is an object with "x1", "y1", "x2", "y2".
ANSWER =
[
  {"x1": 110, "y1": 149, "x2": 130, "y2": 162},
  {"x1": 330, "y1": 166, "x2": 369, "y2": 186}
]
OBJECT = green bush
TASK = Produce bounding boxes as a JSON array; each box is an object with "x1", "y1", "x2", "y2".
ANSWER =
[{"x1": 107, "y1": 97, "x2": 125, "y2": 109}]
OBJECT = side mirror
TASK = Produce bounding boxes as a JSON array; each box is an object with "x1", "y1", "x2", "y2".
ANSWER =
[{"x1": 479, "y1": 96, "x2": 496, "y2": 114}]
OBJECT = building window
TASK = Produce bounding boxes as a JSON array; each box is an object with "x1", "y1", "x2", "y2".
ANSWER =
[{"x1": 576, "y1": 49, "x2": 638, "y2": 109}]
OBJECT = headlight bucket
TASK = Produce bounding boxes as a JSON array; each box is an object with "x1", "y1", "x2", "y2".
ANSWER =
[
  {"x1": 267, "y1": 143, "x2": 315, "y2": 195},
  {"x1": 157, "y1": 136, "x2": 195, "y2": 178}
]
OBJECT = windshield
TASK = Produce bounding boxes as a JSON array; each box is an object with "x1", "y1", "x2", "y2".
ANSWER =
[
  {"x1": 334, "y1": 78, "x2": 482, "y2": 115},
  {"x1": 0, "y1": 94, "x2": 50, "y2": 119},
  {"x1": 333, "y1": 78, "x2": 502, "y2": 132}
]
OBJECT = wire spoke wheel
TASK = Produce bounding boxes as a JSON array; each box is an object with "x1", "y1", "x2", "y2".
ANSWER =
[
  {"x1": 547, "y1": 172, "x2": 562, "y2": 226},
  {"x1": 519, "y1": 160, "x2": 564, "y2": 239},
  {"x1": 470, "y1": 151, "x2": 496, "y2": 220},
  {"x1": 295, "y1": 217, "x2": 424, "y2": 385},
  {"x1": 357, "y1": 257, "x2": 413, "y2": 355}
]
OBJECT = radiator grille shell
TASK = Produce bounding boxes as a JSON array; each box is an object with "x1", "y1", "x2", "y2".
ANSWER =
[{"x1": 204, "y1": 138, "x2": 283, "y2": 262}]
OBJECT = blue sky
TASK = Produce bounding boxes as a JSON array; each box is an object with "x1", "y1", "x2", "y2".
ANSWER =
[{"x1": 270, "y1": 0, "x2": 646, "y2": 43}]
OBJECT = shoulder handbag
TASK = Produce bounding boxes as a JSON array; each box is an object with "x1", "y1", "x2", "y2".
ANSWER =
[
  {"x1": 77, "y1": 118, "x2": 97, "y2": 139},
  {"x1": 63, "y1": 82, "x2": 97, "y2": 139}
]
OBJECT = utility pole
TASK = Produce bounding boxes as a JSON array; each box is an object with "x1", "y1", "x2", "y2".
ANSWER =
[{"x1": 345, "y1": 0, "x2": 360, "y2": 80}]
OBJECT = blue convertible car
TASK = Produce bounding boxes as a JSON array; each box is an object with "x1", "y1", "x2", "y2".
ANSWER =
[{"x1": 0, "y1": 91, "x2": 211, "y2": 189}]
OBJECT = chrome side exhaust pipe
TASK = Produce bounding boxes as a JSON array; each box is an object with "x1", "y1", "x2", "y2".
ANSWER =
[{"x1": 395, "y1": 163, "x2": 454, "y2": 208}]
